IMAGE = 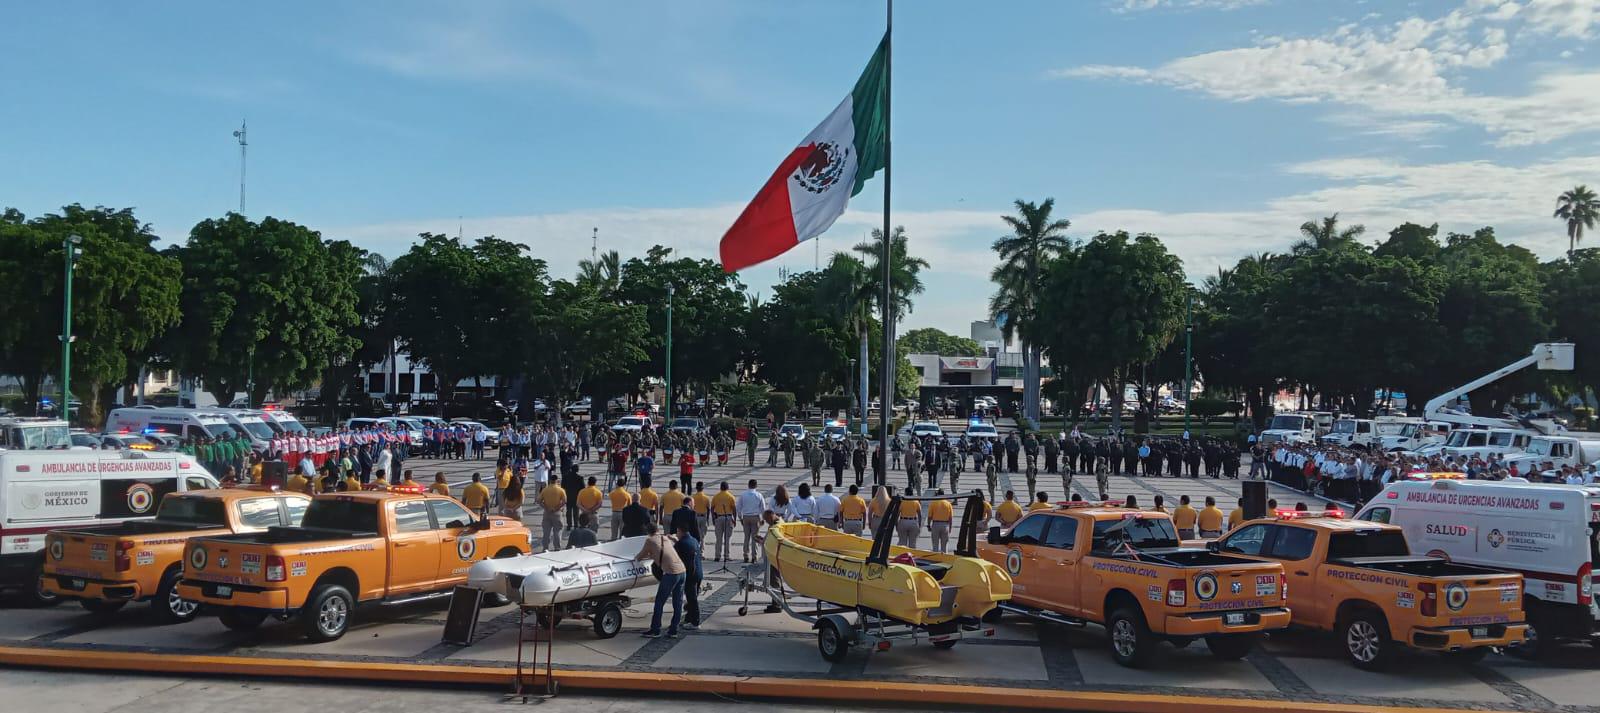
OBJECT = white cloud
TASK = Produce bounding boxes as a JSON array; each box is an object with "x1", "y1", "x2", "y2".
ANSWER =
[
  {"x1": 1113, "y1": 0, "x2": 1269, "y2": 12},
  {"x1": 1058, "y1": 1, "x2": 1600, "y2": 146}
]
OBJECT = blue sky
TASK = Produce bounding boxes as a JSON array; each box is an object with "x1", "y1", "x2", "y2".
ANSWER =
[{"x1": 4, "y1": 0, "x2": 1600, "y2": 335}]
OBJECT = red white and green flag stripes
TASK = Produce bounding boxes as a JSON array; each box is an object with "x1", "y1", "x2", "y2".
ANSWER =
[{"x1": 719, "y1": 35, "x2": 888, "y2": 273}]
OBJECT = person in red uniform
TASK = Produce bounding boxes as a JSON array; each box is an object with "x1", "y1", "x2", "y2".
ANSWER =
[{"x1": 679, "y1": 450, "x2": 696, "y2": 493}]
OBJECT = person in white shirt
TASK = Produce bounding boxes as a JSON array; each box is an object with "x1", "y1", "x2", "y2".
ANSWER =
[
  {"x1": 735, "y1": 479, "x2": 767, "y2": 563},
  {"x1": 787, "y1": 483, "x2": 818, "y2": 523},
  {"x1": 531, "y1": 455, "x2": 552, "y2": 487},
  {"x1": 374, "y1": 444, "x2": 393, "y2": 483},
  {"x1": 815, "y1": 484, "x2": 842, "y2": 529}
]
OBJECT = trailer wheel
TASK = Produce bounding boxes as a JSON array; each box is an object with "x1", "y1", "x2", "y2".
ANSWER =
[
  {"x1": 818, "y1": 618, "x2": 850, "y2": 662},
  {"x1": 593, "y1": 602, "x2": 623, "y2": 639},
  {"x1": 737, "y1": 606, "x2": 749, "y2": 617},
  {"x1": 932, "y1": 639, "x2": 958, "y2": 650}
]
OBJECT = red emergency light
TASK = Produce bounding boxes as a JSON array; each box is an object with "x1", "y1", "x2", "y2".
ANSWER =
[{"x1": 1275, "y1": 508, "x2": 1344, "y2": 520}]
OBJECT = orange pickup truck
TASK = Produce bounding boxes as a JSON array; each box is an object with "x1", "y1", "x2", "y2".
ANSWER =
[
  {"x1": 177, "y1": 490, "x2": 531, "y2": 641},
  {"x1": 980, "y1": 502, "x2": 1290, "y2": 667},
  {"x1": 1212, "y1": 510, "x2": 1527, "y2": 669},
  {"x1": 41, "y1": 488, "x2": 311, "y2": 622}
]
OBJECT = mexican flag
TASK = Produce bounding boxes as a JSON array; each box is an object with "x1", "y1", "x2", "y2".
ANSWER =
[{"x1": 719, "y1": 35, "x2": 888, "y2": 273}]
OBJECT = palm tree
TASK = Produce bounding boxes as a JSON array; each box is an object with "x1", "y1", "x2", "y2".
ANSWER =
[
  {"x1": 817, "y1": 253, "x2": 875, "y2": 422},
  {"x1": 577, "y1": 249, "x2": 622, "y2": 299},
  {"x1": 991, "y1": 199, "x2": 1072, "y2": 422},
  {"x1": 1292, "y1": 214, "x2": 1364, "y2": 254},
  {"x1": 854, "y1": 226, "x2": 927, "y2": 420},
  {"x1": 1555, "y1": 185, "x2": 1599, "y2": 255}
]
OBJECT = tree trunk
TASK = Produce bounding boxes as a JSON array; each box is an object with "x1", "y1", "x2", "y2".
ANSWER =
[
  {"x1": 1110, "y1": 367, "x2": 1126, "y2": 431},
  {"x1": 22, "y1": 373, "x2": 41, "y2": 417}
]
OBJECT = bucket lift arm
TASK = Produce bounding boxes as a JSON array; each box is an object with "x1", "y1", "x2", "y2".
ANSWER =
[{"x1": 1422, "y1": 343, "x2": 1574, "y2": 430}]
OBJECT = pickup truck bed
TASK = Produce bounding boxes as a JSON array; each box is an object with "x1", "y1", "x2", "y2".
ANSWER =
[
  {"x1": 1110, "y1": 548, "x2": 1252, "y2": 568},
  {"x1": 206, "y1": 526, "x2": 378, "y2": 545},
  {"x1": 51, "y1": 520, "x2": 220, "y2": 538},
  {"x1": 1330, "y1": 556, "x2": 1501, "y2": 578}
]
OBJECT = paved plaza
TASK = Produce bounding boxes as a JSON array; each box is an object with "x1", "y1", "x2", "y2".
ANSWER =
[{"x1": 4, "y1": 437, "x2": 1599, "y2": 712}]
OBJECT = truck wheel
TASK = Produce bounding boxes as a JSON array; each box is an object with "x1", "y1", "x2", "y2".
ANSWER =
[
  {"x1": 154, "y1": 569, "x2": 199, "y2": 624},
  {"x1": 818, "y1": 618, "x2": 851, "y2": 662},
  {"x1": 1508, "y1": 616, "x2": 1551, "y2": 660},
  {"x1": 1107, "y1": 607, "x2": 1156, "y2": 668},
  {"x1": 21, "y1": 559, "x2": 61, "y2": 608},
  {"x1": 80, "y1": 599, "x2": 126, "y2": 615},
  {"x1": 1341, "y1": 612, "x2": 1392, "y2": 671},
  {"x1": 982, "y1": 607, "x2": 1002, "y2": 624},
  {"x1": 302, "y1": 584, "x2": 354, "y2": 642},
  {"x1": 1205, "y1": 633, "x2": 1257, "y2": 661},
  {"x1": 593, "y1": 602, "x2": 623, "y2": 639},
  {"x1": 218, "y1": 609, "x2": 268, "y2": 631}
]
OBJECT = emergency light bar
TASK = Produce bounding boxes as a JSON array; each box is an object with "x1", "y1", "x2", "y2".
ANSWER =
[
  {"x1": 1275, "y1": 508, "x2": 1345, "y2": 520},
  {"x1": 389, "y1": 484, "x2": 427, "y2": 494}
]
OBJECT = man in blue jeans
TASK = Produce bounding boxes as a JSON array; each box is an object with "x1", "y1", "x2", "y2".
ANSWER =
[
  {"x1": 674, "y1": 521, "x2": 703, "y2": 631},
  {"x1": 633, "y1": 523, "x2": 685, "y2": 638}
]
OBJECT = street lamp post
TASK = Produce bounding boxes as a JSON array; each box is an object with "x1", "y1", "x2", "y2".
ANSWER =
[
  {"x1": 60, "y1": 234, "x2": 82, "y2": 423},
  {"x1": 1182, "y1": 290, "x2": 1193, "y2": 436},
  {"x1": 665, "y1": 284, "x2": 674, "y2": 422}
]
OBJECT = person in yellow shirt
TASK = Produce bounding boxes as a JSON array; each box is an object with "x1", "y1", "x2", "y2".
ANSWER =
[
  {"x1": 1028, "y1": 491, "x2": 1053, "y2": 512},
  {"x1": 538, "y1": 480, "x2": 566, "y2": 550},
  {"x1": 430, "y1": 472, "x2": 452, "y2": 497},
  {"x1": 1197, "y1": 496, "x2": 1225, "y2": 538},
  {"x1": 976, "y1": 493, "x2": 993, "y2": 525},
  {"x1": 249, "y1": 459, "x2": 264, "y2": 485},
  {"x1": 577, "y1": 476, "x2": 604, "y2": 534},
  {"x1": 400, "y1": 470, "x2": 421, "y2": 489},
  {"x1": 341, "y1": 472, "x2": 362, "y2": 493},
  {"x1": 927, "y1": 492, "x2": 954, "y2": 553},
  {"x1": 286, "y1": 471, "x2": 309, "y2": 494},
  {"x1": 661, "y1": 480, "x2": 686, "y2": 521},
  {"x1": 691, "y1": 482, "x2": 711, "y2": 540},
  {"x1": 895, "y1": 497, "x2": 922, "y2": 547},
  {"x1": 710, "y1": 481, "x2": 738, "y2": 561},
  {"x1": 839, "y1": 484, "x2": 868, "y2": 536},
  {"x1": 638, "y1": 479, "x2": 660, "y2": 522},
  {"x1": 608, "y1": 476, "x2": 632, "y2": 541},
  {"x1": 1227, "y1": 497, "x2": 1247, "y2": 532},
  {"x1": 461, "y1": 473, "x2": 492, "y2": 513},
  {"x1": 1172, "y1": 495, "x2": 1199, "y2": 539},
  {"x1": 996, "y1": 490, "x2": 1024, "y2": 527}
]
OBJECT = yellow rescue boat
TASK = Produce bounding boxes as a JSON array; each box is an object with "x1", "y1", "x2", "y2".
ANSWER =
[{"x1": 764, "y1": 502, "x2": 1011, "y2": 626}]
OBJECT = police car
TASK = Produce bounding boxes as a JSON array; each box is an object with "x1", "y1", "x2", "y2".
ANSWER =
[
  {"x1": 611, "y1": 415, "x2": 651, "y2": 433},
  {"x1": 911, "y1": 421, "x2": 943, "y2": 439},
  {"x1": 821, "y1": 421, "x2": 848, "y2": 442},
  {"x1": 778, "y1": 423, "x2": 807, "y2": 441},
  {"x1": 964, "y1": 420, "x2": 1000, "y2": 441}
]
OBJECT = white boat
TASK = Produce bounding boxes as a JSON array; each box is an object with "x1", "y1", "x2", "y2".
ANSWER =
[{"x1": 467, "y1": 536, "x2": 655, "y2": 606}]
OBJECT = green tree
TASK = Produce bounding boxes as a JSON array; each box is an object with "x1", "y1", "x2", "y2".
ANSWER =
[
  {"x1": 0, "y1": 206, "x2": 182, "y2": 424},
  {"x1": 1195, "y1": 253, "x2": 1285, "y2": 428},
  {"x1": 523, "y1": 280, "x2": 648, "y2": 421},
  {"x1": 577, "y1": 249, "x2": 622, "y2": 299},
  {"x1": 753, "y1": 270, "x2": 851, "y2": 404},
  {"x1": 1037, "y1": 231, "x2": 1186, "y2": 429},
  {"x1": 1423, "y1": 228, "x2": 1548, "y2": 413},
  {"x1": 990, "y1": 199, "x2": 1072, "y2": 422},
  {"x1": 853, "y1": 225, "x2": 927, "y2": 420},
  {"x1": 898, "y1": 327, "x2": 982, "y2": 357},
  {"x1": 1542, "y1": 249, "x2": 1600, "y2": 395},
  {"x1": 616, "y1": 246, "x2": 747, "y2": 406},
  {"x1": 166, "y1": 214, "x2": 361, "y2": 407},
  {"x1": 1373, "y1": 222, "x2": 1441, "y2": 262},
  {"x1": 1555, "y1": 185, "x2": 1599, "y2": 255},
  {"x1": 1292, "y1": 213, "x2": 1366, "y2": 255}
]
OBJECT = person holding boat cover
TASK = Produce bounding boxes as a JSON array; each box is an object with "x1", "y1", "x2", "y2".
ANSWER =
[{"x1": 635, "y1": 523, "x2": 686, "y2": 638}]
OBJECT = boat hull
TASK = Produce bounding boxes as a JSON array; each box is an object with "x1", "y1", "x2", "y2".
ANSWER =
[{"x1": 468, "y1": 536, "x2": 655, "y2": 607}]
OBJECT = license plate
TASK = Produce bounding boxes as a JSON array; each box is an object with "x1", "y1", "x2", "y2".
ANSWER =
[
  {"x1": 71, "y1": 579, "x2": 85, "y2": 589},
  {"x1": 1225, "y1": 612, "x2": 1246, "y2": 625},
  {"x1": 1471, "y1": 626, "x2": 1488, "y2": 638},
  {"x1": 215, "y1": 585, "x2": 233, "y2": 598}
]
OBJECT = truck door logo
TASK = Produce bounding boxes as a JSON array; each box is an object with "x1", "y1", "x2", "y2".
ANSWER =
[
  {"x1": 1445, "y1": 582, "x2": 1469, "y2": 611},
  {"x1": 1005, "y1": 549, "x2": 1022, "y2": 576},
  {"x1": 126, "y1": 483, "x2": 155, "y2": 514},
  {"x1": 189, "y1": 547, "x2": 207, "y2": 570},
  {"x1": 457, "y1": 536, "x2": 477, "y2": 560},
  {"x1": 1195, "y1": 572, "x2": 1218, "y2": 602}
]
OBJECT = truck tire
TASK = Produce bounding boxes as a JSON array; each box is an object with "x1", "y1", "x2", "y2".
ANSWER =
[
  {"x1": 1508, "y1": 613, "x2": 1551, "y2": 660},
  {"x1": 1205, "y1": 633, "x2": 1256, "y2": 661},
  {"x1": 21, "y1": 558, "x2": 61, "y2": 607},
  {"x1": 153, "y1": 568, "x2": 199, "y2": 624},
  {"x1": 593, "y1": 602, "x2": 623, "y2": 639},
  {"x1": 302, "y1": 584, "x2": 354, "y2": 642},
  {"x1": 1341, "y1": 611, "x2": 1393, "y2": 671},
  {"x1": 218, "y1": 609, "x2": 268, "y2": 631},
  {"x1": 1107, "y1": 607, "x2": 1156, "y2": 668},
  {"x1": 80, "y1": 599, "x2": 126, "y2": 615},
  {"x1": 982, "y1": 607, "x2": 1002, "y2": 624}
]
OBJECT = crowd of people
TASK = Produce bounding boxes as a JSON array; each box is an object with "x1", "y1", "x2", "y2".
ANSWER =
[{"x1": 1261, "y1": 439, "x2": 1600, "y2": 506}]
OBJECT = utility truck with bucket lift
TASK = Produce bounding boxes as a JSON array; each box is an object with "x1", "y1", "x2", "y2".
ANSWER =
[
  {"x1": 980, "y1": 502, "x2": 1291, "y2": 667},
  {"x1": 177, "y1": 488, "x2": 532, "y2": 641},
  {"x1": 41, "y1": 487, "x2": 311, "y2": 621},
  {"x1": 1410, "y1": 343, "x2": 1576, "y2": 460},
  {"x1": 1212, "y1": 509, "x2": 1527, "y2": 669},
  {"x1": 1356, "y1": 478, "x2": 1600, "y2": 658}
]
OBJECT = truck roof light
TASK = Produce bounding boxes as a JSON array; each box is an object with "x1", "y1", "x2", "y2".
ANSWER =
[{"x1": 1275, "y1": 508, "x2": 1344, "y2": 520}]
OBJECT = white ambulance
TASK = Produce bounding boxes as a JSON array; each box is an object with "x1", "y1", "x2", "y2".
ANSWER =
[
  {"x1": 1355, "y1": 478, "x2": 1599, "y2": 657},
  {"x1": 0, "y1": 448, "x2": 218, "y2": 604}
]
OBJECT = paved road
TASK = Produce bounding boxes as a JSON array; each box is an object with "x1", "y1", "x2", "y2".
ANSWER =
[
  {"x1": 10, "y1": 448, "x2": 1599, "y2": 712},
  {"x1": 0, "y1": 668, "x2": 870, "y2": 713}
]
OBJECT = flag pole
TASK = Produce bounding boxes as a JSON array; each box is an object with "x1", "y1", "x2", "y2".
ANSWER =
[{"x1": 877, "y1": 0, "x2": 893, "y2": 489}]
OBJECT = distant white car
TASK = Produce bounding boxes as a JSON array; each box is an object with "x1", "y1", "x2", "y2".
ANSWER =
[
  {"x1": 778, "y1": 423, "x2": 807, "y2": 441},
  {"x1": 821, "y1": 424, "x2": 848, "y2": 442},
  {"x1": 611, "y1": 416, "x2": 649, "y2": 433},
  {"x1": 964, "y1": 422, "x2": 999, "y2": 441},
  {"x1": 911, "y1": 421, "x2": 942, "y2": 439}
]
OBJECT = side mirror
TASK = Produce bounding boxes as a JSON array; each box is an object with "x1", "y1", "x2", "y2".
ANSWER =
[
  {"x1": 1206, "y1": 540, "x2": 1221, "y2": 553},
  {"x1": 987, "y1": 526, "x2": 1005, "y2": 545},
  {"x1": 468, "y1": 518, "x2": 491, "y2": 532}
]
